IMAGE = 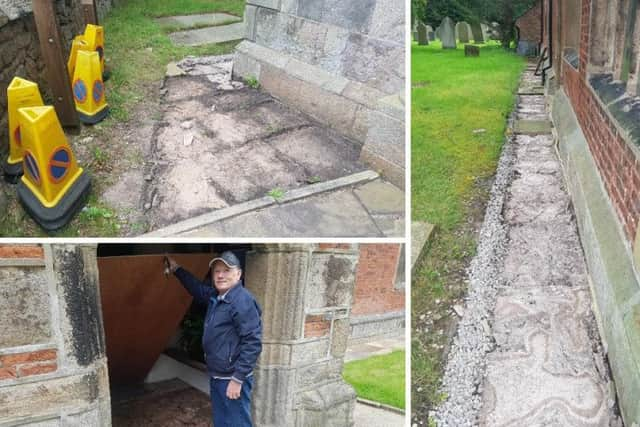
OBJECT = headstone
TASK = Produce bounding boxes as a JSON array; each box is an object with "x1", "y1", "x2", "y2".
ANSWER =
[
  {"x1": 481, "y1": 23, "x2": 490, "y2": 41},
  {"x1": 471, "y1": 22, "x2": 485, "y2": 43},
  {"x1": 465, "y1": 44, "x2": 480, "y2": 56},
  {"x1": 456, "y1": 21, "x2": 471, "y2": 43},
  {"x1": 440, "y1": 17, "x2": 456, "y2": 49},
  {"x1": 435, "y1": 25, "x2": 441, "y2": 40},
  {"x1": 427, "y1": 25, "x2": 435, "y2": 41},
  {"x1": 413, "y1": 31, "x2": 418, "y2": 42},
  {"x1": 417, "y1": 22, "x2": 428, "y2": 46}
]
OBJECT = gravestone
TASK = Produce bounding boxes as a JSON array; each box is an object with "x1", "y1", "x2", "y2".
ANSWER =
[
  {"x1": 440, "y1": 17, "x2": 456, "y2": 49},
  {"x1": 481, "y1": 23, "x2": 490, "y2": 41},
  {"x1": 413, "y1": 30, "x2": 418, "y2": 42},
  {"x1": 471, "y1": 22, "x2": 484, "y2": 43},
  {"x1": 465, "y1": 44, "x2": 479, "y2": 56},
  {"x1": 417, "y1": 22, "x2": 428, "y2": 45},
  {"x1": 456, "y1": 21, "x2": 471, "y2": 43},
  {"x1": 435, "y1": 25, "x2": 441, "y2": 40},
  {"x1": 427, "y1": 25, "x2": 435, "y2": 41}
]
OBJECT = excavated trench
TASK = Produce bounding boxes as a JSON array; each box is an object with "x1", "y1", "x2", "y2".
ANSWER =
[
  {"x1": 434, "y1": 66, "x2": 621, "y2": 426},
  {"x1": 142, "y1": 56, "x2": 367, "y2": 230}
]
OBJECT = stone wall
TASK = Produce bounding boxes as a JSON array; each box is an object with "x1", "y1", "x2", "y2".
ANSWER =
[
  {"x1": 351, "y1": 243, "x2": 405, "y2": 340},
  {"x1": 234, "y1": 0, "x2": 406, "y2": 188},
  {"x1": 246, "y1": 244, "x2": 359, "y2": 427},
  {"x1": 0, "y1": 0, "x2": 112, "y2": 157},
  {"x1": 0, "y1": 244, "x2": 111, "y2": 426},
  {"x1": 543, "y1": 0, "x2": 640, "y2": 423}
]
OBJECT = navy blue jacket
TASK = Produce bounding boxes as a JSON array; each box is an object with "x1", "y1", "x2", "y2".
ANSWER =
[{"x1": 174, "y1": 267, "x2": 262, "y2": 383}]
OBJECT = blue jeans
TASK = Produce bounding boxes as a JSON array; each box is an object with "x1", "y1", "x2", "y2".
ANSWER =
[{"x1": 210, "y1": 377, "x2": 254, "y2": 427}]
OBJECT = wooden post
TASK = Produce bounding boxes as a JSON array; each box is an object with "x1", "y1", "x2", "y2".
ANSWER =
[
  {"x1": 31, "y1": 0, "x2": 79, "y2": 128},
  {"x1": 81, "y1": 0, "x2": 99, "y2": 26}
]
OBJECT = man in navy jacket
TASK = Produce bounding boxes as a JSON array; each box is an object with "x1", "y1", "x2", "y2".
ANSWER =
[{"x1": 166, "y1": 251, "x2": 262, "y2": 427}]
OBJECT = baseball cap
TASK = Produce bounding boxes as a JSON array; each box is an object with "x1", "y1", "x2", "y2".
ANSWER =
[{"x1": 209, "y1": 251, "x2": 241, "y2": 269}]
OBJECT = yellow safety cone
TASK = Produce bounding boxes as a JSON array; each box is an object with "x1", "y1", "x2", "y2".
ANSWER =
[
  {"x1": 83, "y1": 24, "x2": 105, "y2": 74},
  {"x1": 67, "y1": 35, "x2": 88, "y2": 83},
  {"x1": 72, "y1": 50, "x2": 109, "y2": 124},
  {"x1": 16, "y1": 106, "x2": 91, "y2": 231},
  {"x1": 3, "y1": 77, "x2": 44, "y2": 183}
]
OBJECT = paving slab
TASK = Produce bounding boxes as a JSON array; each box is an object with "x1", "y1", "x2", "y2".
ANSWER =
[
  {"x1": 345, "y1": 334, "x2": 405, "y2": 362},
  {"x1": 156, "y1": 13, "x2": 241, "y2": 30},
  {"x1": 168, "y1": 22, "x2": 245, "y2": 46},
  {"x1": 513, "y1": 119, "x2": 552, "y2": 135},
  {"x1": 177, "y1": 184, "x2": 393, "y2": 237},
  {"x1": 354, "y1": 402, "x2": 405, "y2": 427}
]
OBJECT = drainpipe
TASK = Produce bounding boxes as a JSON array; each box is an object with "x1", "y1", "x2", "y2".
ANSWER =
[{"x1": 542, "y1": 0, "x2": 553, "y2": 84}]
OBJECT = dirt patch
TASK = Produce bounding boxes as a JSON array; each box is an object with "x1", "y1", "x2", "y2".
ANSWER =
[
  {"x1": 144, "y1": 59, "x2": 365, "y2": 230},
  {"x1": 112, "y1": 379, "x2": 211, "y2": 426}
]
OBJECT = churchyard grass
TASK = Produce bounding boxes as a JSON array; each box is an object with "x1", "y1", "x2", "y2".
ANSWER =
[
  {"x1": 343, "y1": 350, "x2": 405, "y2": 409},
  {"x1": 104, "y1": 0, "x2": 245, "y2": 121},
  {"x1": 411, "y1": 40, "x2": 525, "y2": 416}
]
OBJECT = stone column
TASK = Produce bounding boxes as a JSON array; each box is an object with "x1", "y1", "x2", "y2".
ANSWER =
[
  {"x1": 0, "y1": 244, "x2": 111, "y2": 425},
  {"x1": 245, "y1": 244, "x2": 359, "y2": 427}
]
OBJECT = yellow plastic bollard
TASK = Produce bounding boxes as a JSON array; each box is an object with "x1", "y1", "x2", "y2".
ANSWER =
[
  {"x1": 16, "y1": 106, "x2": 91, "y2": 231},
  {"x1": 83, "y1": 24, "x2": 109, "y2": 80},
  {"x1": 67, "y1": 35, "x2": 88, "y2": 83},
  {"x1": 72, "y1": 50, "x2": 109, "y2": 124},
  {"x1": 3, "y1": 77, "x2": 44, "y2": 183}
]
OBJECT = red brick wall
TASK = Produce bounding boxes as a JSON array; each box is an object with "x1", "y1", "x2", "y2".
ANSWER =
[
  {"x1": 0, "y1": 245, "x2": 43, "y2": 258},
  {"x1": 352, "y1": 244, "x2": 404, "y2": 316},
  {"x1": 516, "y1": 0, "x2": 542, "y2": 42},
  {"x1": 560, "y1": 0, "x2": 640, "y2": 243},
  {"x1": 0, "y1": 349, "x2": 57, "y2": 380}
]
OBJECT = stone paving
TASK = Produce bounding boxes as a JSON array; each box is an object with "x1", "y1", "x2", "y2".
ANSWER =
[
  {"x1": 141, "y1": 55, "x2": 404, "y2": 237},
  {"x1": 434, "y1": 65, "x2": 621, "y2": 426}
]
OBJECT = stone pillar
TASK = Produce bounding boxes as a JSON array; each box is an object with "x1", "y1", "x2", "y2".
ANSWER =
[
  {"x1": 0, "y1": 244, "x2": 111, "y2": 426},
  {"x1": 245, "y1": 244, "x2": 359, "y2": 427}
]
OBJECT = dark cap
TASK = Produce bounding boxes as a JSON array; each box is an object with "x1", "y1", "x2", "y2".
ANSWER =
[{"x1": 209, "y1": 251, "x2": 241, "y2": 269}]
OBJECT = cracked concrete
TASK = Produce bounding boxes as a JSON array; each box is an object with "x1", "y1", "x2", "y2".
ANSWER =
[
  {"x1": 434, "y1": 65, "x2": 622, "y2": 426},
  {"x1": 140, "y1": 55, "x2": 403, "y2": 237}
]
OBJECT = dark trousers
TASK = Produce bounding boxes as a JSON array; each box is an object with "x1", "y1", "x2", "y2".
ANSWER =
[{"x1": 210, "y1": 377, "x2": 254, "y2": 427}]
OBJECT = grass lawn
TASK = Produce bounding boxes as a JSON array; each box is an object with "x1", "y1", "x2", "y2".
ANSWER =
[
  {"x1": 343, "y1": 350, "x2": 405, "y2": 410},
  {"x1": 411, "y1": 40, "x2": 525, "y2": 419},
  {"x1": 0, "y1": 0, "x2": 245, "y2": 236}
]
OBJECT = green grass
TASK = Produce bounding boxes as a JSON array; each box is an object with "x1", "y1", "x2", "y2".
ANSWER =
[
  {"x1": 412, "y1": 40, "x2": 525, "y2": 229},
  {"x1": 343, "y1": 351, "x2": 405, "y2": 410},
  {"x1": 102, "y1": 0, "x2": 244, "y2": 122},
  {"x1": 411, "y1": 41, "x2": 525, "y2": 418}
]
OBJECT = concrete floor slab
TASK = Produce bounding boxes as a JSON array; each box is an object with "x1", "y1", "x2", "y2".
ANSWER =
[
  {"x1": 156, "y1": 13, "x2": 241, "y2": 30},
  {"x1": 168, "y1": 22, "x2": 245, "y2": 46},
  {"x1": 514, "y1": 119, "x2": 552, "y2": 135},
  {"x1": 179, "y1": 188, "x2": 385, "y2": 237}
]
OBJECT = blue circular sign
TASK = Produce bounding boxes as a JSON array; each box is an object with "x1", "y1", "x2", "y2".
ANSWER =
[
  {"x1": 49, "y1": 147, "x2": 71, "y2": 182},
  {"x1": 73, "y1": 79, "x2": 87, "y2": 104},
  {"x1": 93, "y1": 80, "x2": 104, "y2": 103},
  {"x1": 24, "y1": 152, "x2": 40, "y2": 184}
]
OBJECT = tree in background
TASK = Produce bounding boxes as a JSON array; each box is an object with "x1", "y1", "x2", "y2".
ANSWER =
[
  {"x1": 412, "y1": 0, "x2": 427, "y2": 27},
  {"x1": 423, "y1": 0, "x2": 473, "y2": 27},
  {"x1": 470, "y1": 0, "x2": 538, "y2": 47}
]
